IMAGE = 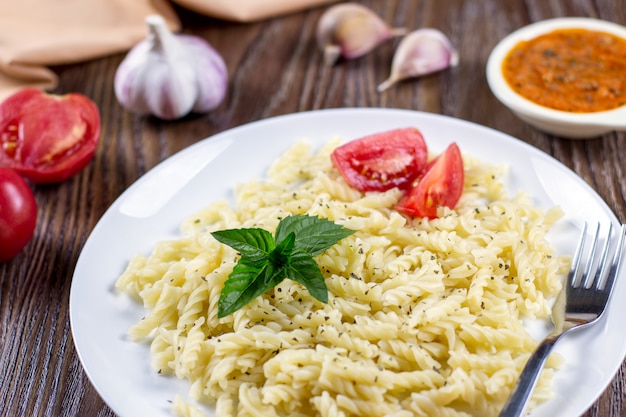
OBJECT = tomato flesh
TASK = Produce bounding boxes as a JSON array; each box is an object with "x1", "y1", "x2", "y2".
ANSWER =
[
  {"x1": 0, "y1": 167, "x2": 37, "y2": 262},
  {"x1": 396, "y1": 142, "x2": 464, "y2": 219},
  {"x1": 331, "y1": 127, "x2": 428, "y2": 192},
  {"x1": 0, "y1": 88, "x2": 100, "y2": 184}
]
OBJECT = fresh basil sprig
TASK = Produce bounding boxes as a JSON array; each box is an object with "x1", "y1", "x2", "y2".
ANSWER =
[{"x1": 211, "y1": 214, "x2": 355, "y2": 317}]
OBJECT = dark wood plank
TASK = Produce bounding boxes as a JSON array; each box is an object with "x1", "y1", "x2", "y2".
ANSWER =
[{"x1": 0, "y1": 1, "x2": 624, "y2": 416}]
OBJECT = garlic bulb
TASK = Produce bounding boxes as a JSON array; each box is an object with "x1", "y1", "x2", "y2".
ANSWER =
[
  {"x1": 114, "y1": 14, "x2": 228, "y2": 120},
  {"x1": 378, "y1": 28, "x2": 459, "y2": 92},
  {"x1": 316, "y1": 3, "x2": 407, "y2": 66}
]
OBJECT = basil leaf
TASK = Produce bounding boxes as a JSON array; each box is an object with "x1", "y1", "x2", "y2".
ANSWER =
[
  {"x1": 262, "y1": 232, "x2": 295, "y2": 289},
  {"x1": 218, "y1": 259, "x2": 269, "y2": 318},
  {"x1": 213, "y1": 214, "x2": 356, "y2": 317},
  {"x1": 268, "y1": 231, "x2": 295, "y2": 269},
  {"x1": 286, "y1": 250, "x2": 329, "y2": 303},
  {"x1": 263, "y1": 261, "x2": 288, "y2": 291},
  {"x1": 275, "y1": 214, "x2": 355, "y2": 256},
  {"x1": 212, "y1": 228, "x2": 275, "y2": 264}
]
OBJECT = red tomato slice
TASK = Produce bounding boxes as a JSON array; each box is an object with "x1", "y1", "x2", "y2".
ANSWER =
[
  {"x1": 331, "y1": 127, "x2": 428, "y2": 192},
  {"x1": 0, "y1": 167, "x2": 37, "y2": 262},
  {"x1": 0, "y1": 88, "x2": 100, "y2": 184},
  {"x1": 395, "y1": 142, "x2": 464, "y2": 219}
]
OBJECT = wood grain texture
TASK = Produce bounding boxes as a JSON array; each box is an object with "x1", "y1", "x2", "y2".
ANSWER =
[{"x1": 0, "y1": 1, "x2": 624, "y2": 416}]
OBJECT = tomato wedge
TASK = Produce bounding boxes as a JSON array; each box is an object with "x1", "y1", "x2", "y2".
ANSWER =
[
  {"x1": 0, "y1": 88, "x2": 100, "y2": 184},
  {"x1": 395, "y1": 142, "x2": 464, "y2": 219},
  {"x1": 331, "y1": 127, "x2": 428, "y2": 192}
]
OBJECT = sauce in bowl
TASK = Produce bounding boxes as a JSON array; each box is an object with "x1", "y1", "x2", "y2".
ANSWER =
[
  {"x1": 487, "y1": 18, "x2": 626, "y2": 138},
  {"x1": 502, "y1": 28, "x2": 626, "y2": 113}
]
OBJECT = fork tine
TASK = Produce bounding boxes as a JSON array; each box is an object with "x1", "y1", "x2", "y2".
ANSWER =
[
  {"x1": 600, "y1": 223, "x2": 626, "y2": 292},
  {"x1": 580, "y1": 223, "x2": 601, "y2": 289},
  {"x1": 569, "y1": 222, "x2": 588, "y2": 288},
  {"x1": 593, "y1": 223, "x2": 614, "y2": 290}
]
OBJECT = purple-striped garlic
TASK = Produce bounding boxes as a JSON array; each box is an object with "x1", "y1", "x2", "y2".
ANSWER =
[{"x1": 114, "y1": 15, "x2": 228, "y2": 120}]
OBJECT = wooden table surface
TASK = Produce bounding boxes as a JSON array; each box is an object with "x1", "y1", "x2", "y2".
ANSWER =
[{"x1": 1, "y1": 1, "x2": 625, "y2": 416}]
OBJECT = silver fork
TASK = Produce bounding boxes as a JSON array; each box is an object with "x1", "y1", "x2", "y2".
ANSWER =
[{"x1": 499, "y1": 222, "x2": 626, "y2": 417}]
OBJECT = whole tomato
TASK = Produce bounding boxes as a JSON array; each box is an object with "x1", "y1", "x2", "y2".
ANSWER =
[
  {"x1": 0, "y1": 88, "x2": 101, "y2": 184},
  {"x1": 0, "y1": 167, "x2": 37, "y2": 262}
]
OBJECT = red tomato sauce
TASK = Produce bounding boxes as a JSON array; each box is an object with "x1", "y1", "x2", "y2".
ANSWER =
[{"x1": 502, "y1": 28, "x2": 626, "y2": 113}]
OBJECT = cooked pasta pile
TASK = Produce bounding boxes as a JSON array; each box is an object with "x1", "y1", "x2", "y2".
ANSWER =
[{"x1": 116, "y1": 138, "x2": 569, "y2": 417}]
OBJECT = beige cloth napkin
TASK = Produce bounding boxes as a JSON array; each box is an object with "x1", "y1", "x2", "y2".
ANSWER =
[
  {"x1": 0, "y1": 0, "x2": 180, "y2": 100},
  {"x1": 0, "y1": 0, "x2": 338, "y2": 101},
  {"x1": 175, "y1": 0, "x2": 338, "y2": 22}
]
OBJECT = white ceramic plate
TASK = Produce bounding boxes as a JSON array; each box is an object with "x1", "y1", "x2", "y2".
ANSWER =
[{"x1": 70, "y1": 108, "x2": 626, "y2": 417}]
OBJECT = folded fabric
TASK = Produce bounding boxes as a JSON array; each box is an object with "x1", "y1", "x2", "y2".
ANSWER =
[
  {"x1": 0, "y1": 0, "x2": 338, "y2": 101},
  {"x1": 0, "y1": 0, "x2": 181, "y2": 101},
  {"x1": 173, "y1": 0, "x2": 338, "y2": 22}
]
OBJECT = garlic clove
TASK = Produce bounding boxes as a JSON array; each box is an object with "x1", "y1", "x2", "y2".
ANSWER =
[
  {"x1": 316, "y1": 3, "x2": 407, "y2": 66},
  {"x1": 114, "y1": 14, "x2": 228, "y2": 120},
  {"x1": 378, "y1": 28, "x2": 459, "y2": 92}
]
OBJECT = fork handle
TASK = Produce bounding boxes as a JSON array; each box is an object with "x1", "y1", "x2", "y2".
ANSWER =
[{"x1": 498, "y1": 334, "x2": 561, "y2": 417}]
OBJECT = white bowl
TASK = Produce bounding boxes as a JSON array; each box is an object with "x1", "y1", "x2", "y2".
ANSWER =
[{"x1": 486, "y1": 17, "x2": 626, "y2": 139}]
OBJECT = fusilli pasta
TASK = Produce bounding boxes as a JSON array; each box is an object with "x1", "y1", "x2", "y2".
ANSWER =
[{"x1": 116, "y1": 138, "x2": 569, "y2": 417}]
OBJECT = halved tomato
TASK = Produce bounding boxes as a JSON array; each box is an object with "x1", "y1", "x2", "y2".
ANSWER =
[
  {"x1": 0, "y1": 88, "x2": 100, "y2": 184},
  {"x1": 331, "y1": 127, "x2": 428, "y2": 192},
  {"x1": 395, "y1": 142, "x2": 464, "y2": 219}
]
